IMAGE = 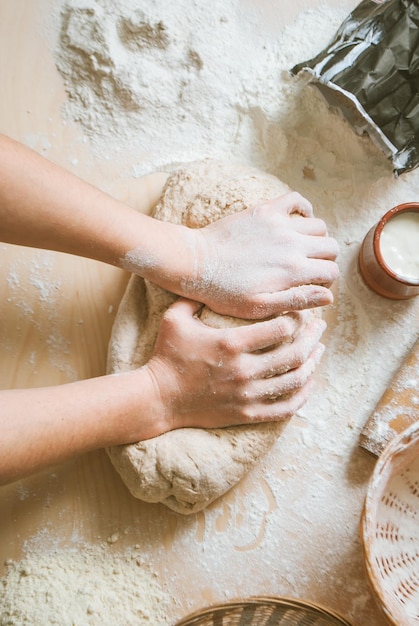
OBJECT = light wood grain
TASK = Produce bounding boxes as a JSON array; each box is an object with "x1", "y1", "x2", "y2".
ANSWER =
[
  {"x1": 360, "y1": 339, "x2": 419, "y2": 456},
  {"x1": 0, "y1": 2, "x2": 396, "y2": 625}
]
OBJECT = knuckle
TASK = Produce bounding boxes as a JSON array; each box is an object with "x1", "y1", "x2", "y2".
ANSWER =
[
  {"x1": 218, "y1": 332, "x2": 240, "y2": 355},
  {"x1": 235, "y1": 368, "x2": 250, "y2": 386}
]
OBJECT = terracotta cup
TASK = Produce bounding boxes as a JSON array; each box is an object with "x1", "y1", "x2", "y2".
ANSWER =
[{"x1": 358, "y1": 202, "x2": 419, "y2": 299}]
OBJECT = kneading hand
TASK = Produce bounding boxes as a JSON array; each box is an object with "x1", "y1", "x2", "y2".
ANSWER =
[
  {"x1": 184, "y1": 191, "x2": 339, "y2": 319},
  {"x1": 144, "y1": 298, "x2": 326, "y2": 431}
]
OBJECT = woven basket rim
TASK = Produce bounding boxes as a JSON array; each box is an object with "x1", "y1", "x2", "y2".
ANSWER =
[
  {"x1": 174, "y1": 595, "x2": 353, "y2": 625},
  {"x1": 361, "y1": 421, "x2": 419, "y2": 626}
]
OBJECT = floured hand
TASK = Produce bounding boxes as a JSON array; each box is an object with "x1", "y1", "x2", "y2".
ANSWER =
[
  {"x1": 143, "y1": 298, "x2": 326, "y2": 432},
  {"x1": 187, "y1": 192, "x2": 339, "y2": 318}
]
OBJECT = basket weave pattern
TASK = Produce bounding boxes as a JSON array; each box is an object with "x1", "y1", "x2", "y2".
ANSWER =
[
  {"x1": 175, "y1": 597, "x2": 352, "y2": 625},
  {"x1": 362, "y1": 422, "x2": 419, "y2": 626}
]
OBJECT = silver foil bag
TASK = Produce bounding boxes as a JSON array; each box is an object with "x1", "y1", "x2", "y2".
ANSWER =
[{"x1": 291, "y1": 0, "x2": 419, "y2": 176}]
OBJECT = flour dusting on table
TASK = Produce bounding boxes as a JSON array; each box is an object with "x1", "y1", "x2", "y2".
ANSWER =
[
  {"x1": 54, "y1": 0, "x2": 352, "y2": 175},
  {"x1": 1, "y1": 1, "x2": 418, "y2": 625},
  {"x1": 0, "y1": 543, "x2": 172, "y2": 625}
]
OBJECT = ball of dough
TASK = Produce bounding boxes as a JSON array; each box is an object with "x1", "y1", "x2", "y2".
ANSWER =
[{"x1": 106, "y1": 160, "x2": 308, "y2": 514}]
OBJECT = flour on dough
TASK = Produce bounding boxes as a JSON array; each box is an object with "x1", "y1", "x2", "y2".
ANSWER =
[{"x1": 106, "y1": 160, "x2": 309, "y2": 514}]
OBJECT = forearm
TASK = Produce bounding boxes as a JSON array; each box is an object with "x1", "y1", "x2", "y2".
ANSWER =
[
  {"x1": 0, "y1": 133, "x2": 189, "y2": 280},
  {"x1": 0, "y1": 133, "x2": 339, "y2": 319},
  {"x1": 0, "y1": 369, "x2": 167, "y2": 485},
  {"x1": 0, "y1": 301, "x2": 327, "y2": 485}
]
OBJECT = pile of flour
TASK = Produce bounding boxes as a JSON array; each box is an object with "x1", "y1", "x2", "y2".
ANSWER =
[
  {"x1": 54, "y1": 0, "x2": 354, "y2": 175},
  {"x1": 0, "y1": 543, "x2": 171, "y2": 625}
]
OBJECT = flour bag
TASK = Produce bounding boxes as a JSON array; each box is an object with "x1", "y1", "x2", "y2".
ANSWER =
[{"x1": 292, "y1": 0, "x2": 419, "y2": 176}]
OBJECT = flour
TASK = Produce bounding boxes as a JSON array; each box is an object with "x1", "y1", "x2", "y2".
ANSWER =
[
  {"x1": 2, "y1": 251, "x2": 78, "y2": 382},
  {"x1": 0, "y1": 543, "x2": 172, "y2": 626},
  {"x1": 2, "y1": 1, "x2": 418, "y2": 625},
  {"x1": 54, "y1": 0, "x2": 353, "y2": 175}
]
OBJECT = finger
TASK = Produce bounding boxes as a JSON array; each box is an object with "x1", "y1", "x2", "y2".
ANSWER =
[
  {"x1": 278, "y1": 191, "x2": 314, "y2": 217},
  {"x1": 253, "y1": 342, "x2": 324, "y2": 400},
  {"x1": 250, "y1": 318, "x2": 326, "y2": 378},
  {"x1": 298, "y1": 258, "x2": 340, "y2": 285},
  {"x1": 304, "y1": 235, "x2": 340, "y2": 260},
  {"x1": 252, "y1": 310, "x2": 314, "y2": 354},
  {"x1": 165, "y1": 297, "x2": 203, "y2": 320},
  {"x1": 232, "y1": 313, "x2": 306, "y2": 353},
  {"x1": 259, "y1": 192, "x2": 314, "y2": 218},
  {"x1": 249, "y1": 285, "x2": 334, "y2": 319},
  {"x1": 290, "y1": 215, "x2": 329, "y2": 236},
  {"x1": 244, "y1": 378, "x2": 315, "y2": 423}
]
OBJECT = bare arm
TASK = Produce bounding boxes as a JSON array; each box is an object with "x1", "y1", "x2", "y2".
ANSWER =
[
  {"x1": 0, "y1": 134, "x2": 338, "y2": 319},
  {"x1": 0, "y1": 133, "x2": 178, "y2": 272},
  {"x1": 0, "y1": 301, "x2": 325, "y2": 484},
  {"x1": 0, "y1": 135, "x2": 333, "y2": 483}
]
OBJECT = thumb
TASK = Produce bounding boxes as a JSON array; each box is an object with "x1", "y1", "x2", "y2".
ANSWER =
[{"x1": 166, "y1": 297, "x2": 204, "y2": 319}]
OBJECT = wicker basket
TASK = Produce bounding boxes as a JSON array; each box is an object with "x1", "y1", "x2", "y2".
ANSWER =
[
  {"x1": 175, "y1": 596, "x2": 353, "y2": 625},
  {"x1": 361, "y1": 420, "x2": 419, "y2": 626}
]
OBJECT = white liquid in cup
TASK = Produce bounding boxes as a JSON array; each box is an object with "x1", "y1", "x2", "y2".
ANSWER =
[{"x1": 379, "y1": 211, "x2": 419, "y2": 281}]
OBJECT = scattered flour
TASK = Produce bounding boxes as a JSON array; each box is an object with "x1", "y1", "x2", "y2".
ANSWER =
[
  {"x1": 53, "y1": 0, "x2": 355, "y2": 175},
  {"x1": 2, "y1": 251, "x2": 78, "y2": 382},
  {"x1": 1, "y1": 1, "x2": 418, "y2": 626},
  {"x1": 0, "y1": 543, "x2": 172, "y2": 626}
]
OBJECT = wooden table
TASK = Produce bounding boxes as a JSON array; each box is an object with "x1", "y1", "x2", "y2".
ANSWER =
[{"x1": 1, "y1": 2, "x2": 417, "y2": 624}]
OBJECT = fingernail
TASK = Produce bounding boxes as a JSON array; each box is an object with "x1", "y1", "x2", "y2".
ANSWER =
[{"x1": 315, "y1": 289, "x2": 333, "y2": 304}]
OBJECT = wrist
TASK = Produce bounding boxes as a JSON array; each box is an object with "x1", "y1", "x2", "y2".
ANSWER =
[
  {"x1": 120, "y1": 220, "x2": 199, "y2": 298},
  {"x1": 109, "y1": 368, "x2": 171, "y2": 444}
]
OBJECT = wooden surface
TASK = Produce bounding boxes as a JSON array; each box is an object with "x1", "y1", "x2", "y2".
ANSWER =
[
  {"x1": 0, "y1": 2, "x2": 417, "y2": 625},
  {"x1": 360, "y1": 339, "x2": 419, "y2": 457}
]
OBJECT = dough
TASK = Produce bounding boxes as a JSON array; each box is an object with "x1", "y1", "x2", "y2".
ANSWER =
[{"x1": 107, "y1": 160, "x2": 306, "y2": 514}]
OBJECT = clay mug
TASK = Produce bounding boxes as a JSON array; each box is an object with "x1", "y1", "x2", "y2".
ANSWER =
[{"x1": 358, "y1": 202, "x2": 419, "y2": 299}]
